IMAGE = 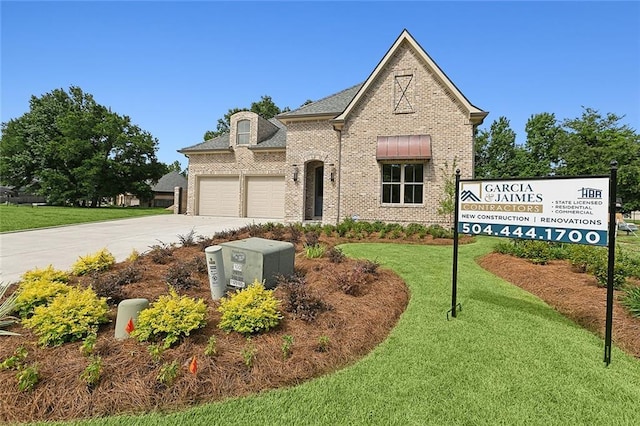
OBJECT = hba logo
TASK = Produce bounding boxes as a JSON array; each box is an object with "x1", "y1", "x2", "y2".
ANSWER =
[{"x1": 578, "y1": 187, "x2": 603, "y2": 200}]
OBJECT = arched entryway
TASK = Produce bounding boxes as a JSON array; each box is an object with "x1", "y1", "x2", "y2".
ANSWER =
[{"x1": 304, "y1": 160, "x2": 324, "y2": 221}]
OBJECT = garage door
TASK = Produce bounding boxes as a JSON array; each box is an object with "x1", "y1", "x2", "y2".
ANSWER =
[
  {"x1": 246, "y1": 176, "x2": 285, "y2": 219},
  {"x1": 198, "y1": 176, "x2": 239, "y2": 216}
]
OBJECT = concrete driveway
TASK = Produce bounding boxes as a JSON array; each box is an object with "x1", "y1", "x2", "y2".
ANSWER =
[{"x1": 0, "y1": 215, "x2": 276, "y2": 284}]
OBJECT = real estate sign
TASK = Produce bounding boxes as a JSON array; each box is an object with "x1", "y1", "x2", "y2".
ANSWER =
[{"x1": 457, "y1": 177, "x2": 610, "y2": 246}]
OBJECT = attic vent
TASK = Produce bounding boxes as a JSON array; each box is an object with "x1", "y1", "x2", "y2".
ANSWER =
[{"x1": 393, "y1": 72, "x2": 414, "y2": 114}]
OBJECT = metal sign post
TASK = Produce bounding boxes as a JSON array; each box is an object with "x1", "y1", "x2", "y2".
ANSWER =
[
  {"x1": 448, "y1": 169, "x2": 462, "y2": 320},
  {"x1": 604, "y1": 161, "x2": 618, "y2": 366}
]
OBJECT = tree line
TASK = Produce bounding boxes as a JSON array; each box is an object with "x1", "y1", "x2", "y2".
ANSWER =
[
  {"x1": 475, "y1": 109, "x2": 640, "y2": 211},
  {"x1": 1, "y1": 86, "x2": 638, "y2": 210}
]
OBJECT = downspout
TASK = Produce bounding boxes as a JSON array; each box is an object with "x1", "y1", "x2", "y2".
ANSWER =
[{"x1": 335, "y1": 127, "x2": 342, "y2": 225}]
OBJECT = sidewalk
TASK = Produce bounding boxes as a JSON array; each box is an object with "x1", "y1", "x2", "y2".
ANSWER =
[{"x1": 0, "y1": 215, "x2": 275, "y2": 284}]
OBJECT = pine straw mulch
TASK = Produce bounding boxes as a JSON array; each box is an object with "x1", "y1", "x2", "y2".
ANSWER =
[
  {"x1": 477, "y1": 252, "x2": 640, "y2": 359},
  {"x1": 2, "y1": 231, "x2": 445, "y2": 424}
]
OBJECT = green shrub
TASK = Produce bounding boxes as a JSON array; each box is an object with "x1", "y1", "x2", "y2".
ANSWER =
[
  {"x1": 131, "y1": 288, "x2": 207, "y2": 349},
  {"x1": 241, "y1": 338, "x2": 257, "y2": 368},
  {"x1": 0, "y1": 346, "x2": 27, "y2": 370},
  {"x1": 428, "y1": 225, "x2": 452, "y2": 239},
  {"x1": 157, "y1": 360, "x2": 179, "y2": 386},
  {"x1": 80, "y1": 355, "x2": 103, "y2": 388},
  {"x1": 22, "y1": 287, "x2": 109, "y2": 346},
  {"x1": 17, "y1": 364, "x2": 39, "y2": 392},
  {"x1": 404, "y1": 223, "x2": 425, "y2": 237},
  {"x1": 591, "y1": 255, "x2": 631, "y2": 289},
  {"x1": 15, "y1": 279, "x2": 71, "y2": 318},
  {"x1": 20, "y1": 265, "x2": 69, "y2": 284},
  {"x1": 304, "y1": 244, "x2": 326, "y2": 259},
  {"x1": 567, "y1": 244, "x2": 604, "y2": 273},
  {"x1": 71, "y1": 248, "x2": 116, "y2": 276},
  {"x1": 621, "y1": 286, "x2": 640, "y2": 318},
  {"x1": 218, "y1": 280, "x2": 282, "y2": 335},
  {"x1": 204, "y1": 335, "x2": 217, "y2": 357}
]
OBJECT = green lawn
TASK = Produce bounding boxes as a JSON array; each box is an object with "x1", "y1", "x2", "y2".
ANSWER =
[
  {"x1": 44, "y1": 238, "x2": 640, "y2": 426},
  {"x1": 0, "y1": 205, "x2": 171, "y2": 233}
]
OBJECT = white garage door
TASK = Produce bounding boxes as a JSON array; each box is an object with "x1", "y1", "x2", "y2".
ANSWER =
[
  {"x1": 246, "y1": 176, "x2": 285, "y2": 219},
  {"x1": 198, "y1": 176, "x2": 239, "y2": 216}
]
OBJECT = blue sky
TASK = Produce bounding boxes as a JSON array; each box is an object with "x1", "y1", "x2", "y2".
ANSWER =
[{"x1": 2, "y1": 1, "x2": 639, "y2": 170}]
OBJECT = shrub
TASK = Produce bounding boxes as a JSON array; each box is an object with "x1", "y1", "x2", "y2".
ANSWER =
[
  {"x1": 621, "y1": 286, "x2": 640, "y2": 318},
  {"x1": 147, "y1": 242, "x2": 174, "y2": 264},
  {"x1": 354, "y1": 259, "x2": 380, "y2": 275},
  {"x1": 1, "y1": 282, "x2": 19, "y2": 336},
  {"x1": 271, "y1": 224, "x2": 285, "y2": 240},
  {"x1": 327, "y1": 246, "x2": 345, "y2": 263},
  {"x1": 245, "y1": 223, "x2": 266, "y2": 238},
  {"x1": 191, "y1": 255, "x2": 208, "y2": 274},
  {"x1": 126, "y1": 249, "x2": 140, "y2": 262},
  {"x1": 304, "y1": 230, "x2": 320, "y2": 247},
  {"x1": 567, "y1": 244, "x2": 604, "y2": 273},
  {"x1": 317, "y1": 335, "x2": 330, "y2": 352},
  {"x1": 404, "y1": 223, "x2": 425, "y2": 237},
  {"x1": 281, "y1": 335, "x2": 294, "y2": 359},
  {"x1": 20, "y1": 265, "x2": 69, "y2": 284},
  {"x1": 17, "y1": 364, "x2": 39, "y2": 392},
  {"x1": 218, "y1": 280, "x2": 283, "y2": 335},
  {"x1": 304, "y1": 244, "x2": 326, "y2": 259},
  {"x1": 428, "y1": 224, "x2": 453, "y2": 239},
  {"x1": 15, "y1": 279, "x2": 71, "y2": 318},
  {"x1": 86, "y1": 273, "x2": 126, "y2": 306},
  {"x1": 277, "y1": 273, "x2": 331, "y2": 322},
  {"x1": 80, "y1": 355, "x2": 103, "y2": 388},
  {"x1": 322, "y1": 225, "x2": 335, "y2": 237},
  {"x1": 131, "y1": 288, "x2": 207, "y2": 349},
  {"x1": 334, "y1": 267, "x2": 369, "y2": 296},
  {"x1": 204, "y1": 335, "x2": 217, "y2": 357},
  {"x1": 22, "y1": 287, "x2": 109, "y2": 346},
  {"x1": 287, "y1": 224, "x2": 302, "y2": 244},
  {"x1": 592, "y1": 256, "x2": 632, "y2": 289},
  {"x1": 164, "y1": 261, "x2": 199, "y2": 291},
  {"x1": 177, "y1": 229, "x2": 197, "y2": 247},
  {"x1": 71, "y1": 248, "x2": 116, "y2": 276},
  {"x1": 241, "y1": 338, "x2": 257, "y2": 368},
  {"x1": 0, "y1": 346, "x2": 27, "y2": 370},
  {"x1": 157, "y1": 360, "x2": 179, "y2": 386}
]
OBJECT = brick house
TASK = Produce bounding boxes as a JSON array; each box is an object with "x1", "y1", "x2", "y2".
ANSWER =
[{"x1": 179, "y1": 29, "x2": 487, "y2": 226}]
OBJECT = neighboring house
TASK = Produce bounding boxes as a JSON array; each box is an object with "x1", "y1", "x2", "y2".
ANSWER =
[
  {"x1": 116, "y1": 171, "x2": 188, "y2": 210},
  {"x1": 179, "y1": 29, "x2": 487, "y2": 226},
  {"x1": 0, "y1": 185, "x2": 46, "y2": 205}
]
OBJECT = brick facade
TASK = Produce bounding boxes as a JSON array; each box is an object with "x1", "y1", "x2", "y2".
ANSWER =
[{"x1": 181, "y1": 30, "x2": 486, "y2": 226}]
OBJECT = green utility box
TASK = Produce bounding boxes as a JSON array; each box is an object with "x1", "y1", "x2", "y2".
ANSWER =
[{"x1": 219, "y1": 237, "x2": 295, "y2": 289}]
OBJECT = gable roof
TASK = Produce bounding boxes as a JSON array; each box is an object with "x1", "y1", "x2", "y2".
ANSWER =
[
  {"x1": 179, "y1": 117, "x2": 286, "y2": 154},
  {"x1": 276, "y1": 83, "x2": 363, "y2": 122},
  {"x1": 332, "y1": 29, "x2": 487, "y2": 127},
  {"x1": 151, "y1": 171, "x2": 187, "y2": 192}
]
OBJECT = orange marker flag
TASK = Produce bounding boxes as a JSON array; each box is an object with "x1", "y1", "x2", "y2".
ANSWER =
[
  {"x1": 189, "y1": 356, "x2": 198, "y2": 375},
  {"x1": 125, "y1": 317, "x2": 135, "y2": 334}
]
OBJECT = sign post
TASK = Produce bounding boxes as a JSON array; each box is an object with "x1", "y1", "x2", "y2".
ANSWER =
[
  {"x1": 448, "y1": 169, "x2": 462, "y2": 320},
  {"x1": 604, "y1": 162, "x2": 618, "y2": 366}
]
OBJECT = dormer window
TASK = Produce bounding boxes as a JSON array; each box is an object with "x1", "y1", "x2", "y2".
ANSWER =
[{"x1": 237, "y1": 120, "x2": 250, "y2": 145}]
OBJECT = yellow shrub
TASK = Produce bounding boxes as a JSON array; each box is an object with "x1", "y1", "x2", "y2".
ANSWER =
[
  {"x1": 15, "y1": 279, "x2": 71, "y2": 318},
  {"x1": 71, "y1": 248, "x2": 115, "y2": 276},
  {"x1": 22, "y1": 287, "x2": 109, "y2": 346},
  {"x1": 20, "y1": 265, "x2": 69, "y2": 284},
  {"x1": 218, "y1": 280, "x2": 283, "y2": 335},
  {"x1": 131, "y1": 288, "x2": 207, "y2": 348}
]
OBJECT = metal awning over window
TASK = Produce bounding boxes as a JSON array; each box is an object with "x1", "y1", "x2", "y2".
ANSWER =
[{"x1": 376, "y1": 135, "x2": 431, "y2": 160}]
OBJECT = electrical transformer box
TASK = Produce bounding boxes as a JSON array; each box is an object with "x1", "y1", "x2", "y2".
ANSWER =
[{"x1": 219, "y1": 237, "x2": 295, "y2": 289}]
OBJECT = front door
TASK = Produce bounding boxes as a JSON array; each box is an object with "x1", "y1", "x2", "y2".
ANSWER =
[{"x1": 314, "y1": 166, "x2": 324, "y2": 218}]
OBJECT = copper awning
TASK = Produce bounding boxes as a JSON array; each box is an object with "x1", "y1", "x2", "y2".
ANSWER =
[{"x1": 376, "y1": 135, "x2": 431, "y2": 160}]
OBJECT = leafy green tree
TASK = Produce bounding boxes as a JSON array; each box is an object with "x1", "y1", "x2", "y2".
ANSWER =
[
  {"x1": 557, "y1": 107, "x2": 640, "y2": 210},
  {"x1": 474, "y1": 116, "x2": 525, "y2": 178},
  {"x1": 165, "y1": 160, "x2": 186, "y2": 177},
  {"x1": 202, "y1": 95, "x2": 286, "y2": 140},
  {"x1": 0, "y1": 86, "x2": 165, "y2": 206},
  {"x1": 522, "y1": 112, "x2": 563, "y2": 177}
]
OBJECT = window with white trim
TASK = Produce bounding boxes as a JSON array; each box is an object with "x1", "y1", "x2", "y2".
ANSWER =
[
  {"x1": 237, "y1": 119, "x2": 250, "y2": 145},
  {"x1": 381, "y1": 163, "x2": 423, "y2": 204}
]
